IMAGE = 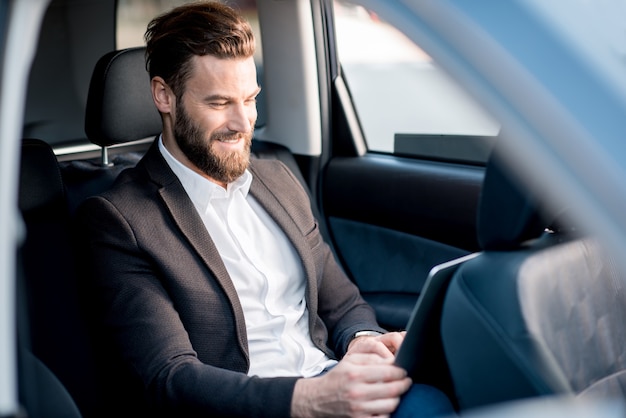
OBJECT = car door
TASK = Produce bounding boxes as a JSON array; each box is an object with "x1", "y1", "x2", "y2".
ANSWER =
[
  {"x1": 3, "y1": 1, "x2": 53, "y2": 417},
  {"x1": 318, "y1": 0, "x2": 500, "y2": 331}
]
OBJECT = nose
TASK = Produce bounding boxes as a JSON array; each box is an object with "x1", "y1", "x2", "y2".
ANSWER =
[{"x1": 227, "y1": 101, "x2": 256, "y2": 134}]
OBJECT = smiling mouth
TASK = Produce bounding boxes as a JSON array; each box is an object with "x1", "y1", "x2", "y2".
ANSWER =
[
  {"x1": 213, "y1": 132, "x2": 243, "y2": 144},
  {"x1": 218, "y1": 137, "x2": 240, "y2": 144}
]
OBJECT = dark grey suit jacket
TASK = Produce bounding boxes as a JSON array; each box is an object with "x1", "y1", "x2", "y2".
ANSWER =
[{"x1": 76, "y1": 140, "x2": 383, "y2": 417}]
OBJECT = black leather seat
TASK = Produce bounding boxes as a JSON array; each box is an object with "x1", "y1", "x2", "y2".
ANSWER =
[
  {"x1": 440, "y1": 149, "x2": 626, "y2": 410},
  {"x1": 60, "y1": 47, "x2": 153, "y2": 213},
  {"x1": 84, "y1": 47, "x2": 162, "y2": 158},
  {"x1": 18, "y1": 138, "x2": 96, "y2": 417}
]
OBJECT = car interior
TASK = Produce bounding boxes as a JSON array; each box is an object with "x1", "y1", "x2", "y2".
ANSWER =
[{"x1": 13, "y1": 0, "x2": 626, "y2": 417}]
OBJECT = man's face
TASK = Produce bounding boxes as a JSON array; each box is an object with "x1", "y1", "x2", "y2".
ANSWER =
[{"x1": 172, "y1": 55, "x2": 259, "y2": 185}]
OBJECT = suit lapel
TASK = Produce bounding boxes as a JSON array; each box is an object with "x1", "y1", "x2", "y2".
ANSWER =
[
  {"x1": 248, "y1": 162, "x2": 319, "y2": 312},
  {"x1": 141, "y1": 141, "x2": 248, "y2": 351},
  {"x1": 141, "y1": 143, "x2": 319, "y2": 350}
]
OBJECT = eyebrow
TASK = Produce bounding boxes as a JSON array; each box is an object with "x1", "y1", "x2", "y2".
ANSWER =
[{"x1": 204, "y1": 87, "x2": 262, "y2": 103}]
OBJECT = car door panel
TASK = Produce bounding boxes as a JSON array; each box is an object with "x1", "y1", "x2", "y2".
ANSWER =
[{"x1": 322, "y1": 154, "x2": 483, "y2": 329}]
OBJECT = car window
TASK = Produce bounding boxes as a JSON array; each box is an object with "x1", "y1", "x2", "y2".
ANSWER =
[{"x1": 333, "y1": 0, "x2": 500, "y2": 164}]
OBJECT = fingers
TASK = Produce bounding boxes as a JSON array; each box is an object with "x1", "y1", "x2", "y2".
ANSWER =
[
  {"x1": 330, "y1": 354, "x2": 410, "y2": 389},
  {"x1": 347, "y1": 378, "x2": 412, "y2": 417},
  {"x1": 293, "y1": 355, "x2": 412, "y2": 418},
  {"x1": 328, "y1": 359, "x2": 412, "y2": 417},
  {"x1": 342, "y1": 354, "x2": 407, "y2": 382},
  {"x1": 378, "y1": 331, "x2": 405, "y2": 355},
  {"x1": 348, "y1": 337, "x2": 395, "y2": 359},
  {"x1": 347, "y1": 331, "x2": 406, "y2": 358}
]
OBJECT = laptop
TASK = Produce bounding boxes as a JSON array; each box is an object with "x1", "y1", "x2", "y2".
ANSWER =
[{"x1": 394, "y1": 252, "x2": 480, "y2": 373}]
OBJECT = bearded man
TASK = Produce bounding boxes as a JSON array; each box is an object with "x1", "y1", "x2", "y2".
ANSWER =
[{"x1": 76, "y1": 2, "x2": 455, "y2": 417}]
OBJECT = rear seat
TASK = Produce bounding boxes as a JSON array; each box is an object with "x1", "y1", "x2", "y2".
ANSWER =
[{"x1": 18, "y1": 138, "x2": 100, "y2": 417}]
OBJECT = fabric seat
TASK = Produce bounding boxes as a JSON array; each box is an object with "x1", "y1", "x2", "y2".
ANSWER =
[
  {"x1": 18, "y1": 138, "x2": 101, "y2": 417},
  {"x1": 439, "y1": 149, "x2": 626, "y2": 410}
]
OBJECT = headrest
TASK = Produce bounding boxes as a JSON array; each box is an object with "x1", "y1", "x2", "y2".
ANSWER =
[
  {"x1": 19, "y1": 138, "x2": 66, "y2": 219},
  {"x1": 85, "y1": 47, "x2": 161, "y2": 148},
  {"x1": 477, "y1": 150, "x2": 547, "y2": 250}
]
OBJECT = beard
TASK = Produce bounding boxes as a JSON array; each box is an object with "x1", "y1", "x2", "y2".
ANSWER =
[{"x1": 173, "y1": 103, "x2": 252, "y2": 184}]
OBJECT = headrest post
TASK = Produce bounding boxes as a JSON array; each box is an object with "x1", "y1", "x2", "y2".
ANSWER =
[{"x1": 100, "y1": 146, "x2": 113, "y2": 167}]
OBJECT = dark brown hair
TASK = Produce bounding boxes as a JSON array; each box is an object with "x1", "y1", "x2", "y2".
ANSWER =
[{"x1": 144, "y1": 1, "x2": 255, "y2": 100}]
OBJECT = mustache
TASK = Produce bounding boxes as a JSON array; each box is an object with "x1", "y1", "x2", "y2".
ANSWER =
[{"x1": 211, "y1": 131, "x2": 251, "y2": 142}]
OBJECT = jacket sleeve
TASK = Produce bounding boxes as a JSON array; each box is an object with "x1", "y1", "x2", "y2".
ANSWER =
[{"x1": 75, "y1": 193, "x2": 299, "y2": 418}]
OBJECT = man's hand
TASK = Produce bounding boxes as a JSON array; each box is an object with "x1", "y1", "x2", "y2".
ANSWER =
[
  {"x1": 347, "y1": 331, "x2": 406, "y2": 359},
  {"x1": 290, "y1": 353, "x2": 412, "y2": 418}
]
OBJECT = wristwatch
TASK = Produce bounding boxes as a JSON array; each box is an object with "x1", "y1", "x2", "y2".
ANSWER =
[{"x1": 353, "y1": 330, "x2": 384, "y2": 339}]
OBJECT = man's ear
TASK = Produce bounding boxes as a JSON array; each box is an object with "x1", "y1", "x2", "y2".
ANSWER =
[{"x1": 151, "y1": 76, "x2": 174, "y2": 114}]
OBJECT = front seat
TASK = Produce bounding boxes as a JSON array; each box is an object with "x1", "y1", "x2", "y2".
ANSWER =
[{"x1": 440, "y1": 148, "x2": 626, "y2": 410}]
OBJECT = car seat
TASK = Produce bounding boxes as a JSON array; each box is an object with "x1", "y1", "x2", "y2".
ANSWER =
[
  {"x1": 18, "y1": 138, "x2": 100, "y2": 417},
  {"x1": 440, "y1": 147, "x2": 626, "y2": 410}
]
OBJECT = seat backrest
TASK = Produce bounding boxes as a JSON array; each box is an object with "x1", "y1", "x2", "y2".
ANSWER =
[
  {"x1": 60, "y1": 47, "x2": 152, "y2": 213},
  {"x1": 440, "y1": 148, "x2": 626, "y2": 410},
  {"x1": 62, "y1": 47, "x2": 152, "y2": 214},
  {"x1": 19, "y1": 138, "x2": 67, "y2": 221},
  {"x1": 18, "y1": 138, "x2": 102, "y2": 417}
]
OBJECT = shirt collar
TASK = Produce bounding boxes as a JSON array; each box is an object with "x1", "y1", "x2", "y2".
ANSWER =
[{"x1": 158, "y1": 135, "x2": 252, "y2": 211}]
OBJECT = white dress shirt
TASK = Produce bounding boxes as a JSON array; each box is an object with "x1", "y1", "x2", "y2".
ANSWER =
[{"x1": 159, "y1": 138, "x2": 337, "y2": 377}]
